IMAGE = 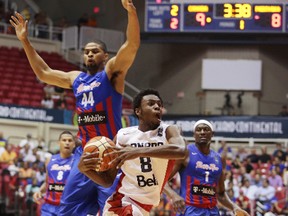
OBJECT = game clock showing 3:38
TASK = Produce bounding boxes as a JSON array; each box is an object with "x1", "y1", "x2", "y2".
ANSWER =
[{"x1": 145, "y1": 0, "x2": 288, "y2": 33}]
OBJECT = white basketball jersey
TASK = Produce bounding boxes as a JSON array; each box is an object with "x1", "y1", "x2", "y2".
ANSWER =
[{"x1": 116, "y1": 123, "x2": 175, "y2": 207}]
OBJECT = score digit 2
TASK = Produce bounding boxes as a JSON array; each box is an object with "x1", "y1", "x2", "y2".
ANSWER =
[{"x1": 170, "y1": 4, "x2": 180, "y2": 30}]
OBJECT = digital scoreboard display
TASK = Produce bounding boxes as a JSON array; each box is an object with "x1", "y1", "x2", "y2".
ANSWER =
[{"x1": 145, "y1": 0, "x2": 288, "y2": 33}]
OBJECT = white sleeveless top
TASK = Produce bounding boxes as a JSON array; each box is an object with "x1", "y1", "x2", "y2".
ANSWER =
[{"x1": 116, "y1": 123, "x2": 174, "y2": 206}]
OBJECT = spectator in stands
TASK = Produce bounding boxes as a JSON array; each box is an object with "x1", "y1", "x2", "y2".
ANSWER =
[
  {"x1": 54, "y1": 86, "x2": 65, "y2": 97},
  {"x1": 235, "y1": 146, "x2": 248, "y2": 161},
  {"x1": 55, "y1": 94, "x2": 67, "y2": 110},
  {"x1": 273, "y1": 143, "x2": 286, "y2": 161},
  {"x1": 77, "y1": 13, "x2": 89, "y2": 27},
  {"x1": 8, "y1": 157, "x2": 20, "y2": 176},
  {"x1": 43, "y1": 84, "x2": 56, "y2": 98},
  {"x1": 0, "y1": 131, "x2": 7, "y2": 147},
  {"x1": 0, "y1": 143, "x2": 17, "y2": 165},
  {"x1": 218, "y1": 140, "x2": 233, "y2": 156},
  {"x1": 278, "y1": 105, "x2": 288, "y2": 116},
  {"x1": 271, "y1": 156, "x2": 285, "y2": 174},
  {"x1": 283, "y1": 166, "x2": 288, "y2": 186},
  {"x1": 268, "y1": 168, "x2": 283, "y2": 189},
  {"x1": 33, "y1": 11, "x2": 49, "y2": 39},
  {"x1": 222, "y1": 91, "x2": 234, "y2": 115},
  {"x1": 20, "y1": 143, "x2": 34, "y2": 162},
  {"x1": 258, "y1": 146, "x2": 272, "y2": 164},
  {"x1": 242, "y1": 158, "x2": 254, "y2": 174},
  {"x1": 236, "y1": 91, "x2": 244, "y2": 115},
  {"x1": 25, "y1": 177, "x2": 40, "y2": 214},
  {"x1": 255, "y1": 178, "x2": 276, "y2": 214},
  {"x1": 19, "y1": 133, "x2": 36, "y2": 149},
  {"x1": 247, "y1": 148, "x2": 259, "y2": 164},
  {"x1": 87, "y1": 15, "x2": 98, "y2": 27},
  {"x1": 243, "y1": 179, "x2": 259, "y2": 202},
  {"x1": 35, "y1": 165, "x2": 46, "y2": 186},
  {"x1": 20, "y1": 5, "x2": 32, "y2": 20},
  {"x1": 19, "y1": 161, "x2": 35, "y2": 186},
  {"x1": 236, "y1": 190, "x2": 250, "y2": 214},
  {"x1": 35, "y1": 136, "x2": 47, "y2": 151},
  {"x1": 41, "y1": 94, "x2": 54, "y2": 109}
]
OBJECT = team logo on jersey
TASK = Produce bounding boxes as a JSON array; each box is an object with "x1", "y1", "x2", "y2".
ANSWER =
[
  {"x1": 195, "y1": 161, "x2": 219, "y2": 172},
  {"x1": 76, "y1": 81, "x2": 101, "y2": 94},
  {"x1": 137, "y1": 174, "x2": 158, "y2": 187},
  {"x1": 78, "y1": 111, "x2": 107, "y2": 125},
  {"x1": 51, "y1": 164, "x2": 71, "y2": 171},
  {"x1": 131, "y1": 142, "x2": 164, "y2": 148},
  {"x1": 48, "y1": 183, "x2": 65, "y2": 192},
  {"x1": 192, "y1": 185, "x2": 216, "y2": 196},
  {"x1": 157, "y1": 127, "x2": 163, "y2": 137}
]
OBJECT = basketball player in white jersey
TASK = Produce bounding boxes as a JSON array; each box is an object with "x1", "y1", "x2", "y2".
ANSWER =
[{"x1": 79, "y1": 89, "x2": 187, "y2": 215}]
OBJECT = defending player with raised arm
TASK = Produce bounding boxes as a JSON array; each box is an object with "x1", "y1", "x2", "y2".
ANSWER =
[
  {"x1": 32, "y1": 131, "x2": 75, "y2": 216},
  {"x1": 163, "y1": 120, "x2": 250, "y2": 216},
  {"x1": 11, "y1": 1, "x2": 140, "y2": 215},
  {"x1": 79, "y1": 89, "x2": 188, "y2": 215}
]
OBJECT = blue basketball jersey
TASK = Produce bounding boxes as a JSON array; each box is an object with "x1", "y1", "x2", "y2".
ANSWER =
[
  {"x1": 179, "y1": 144, "x2": 222, "y2": 209},
  {"x1": 73, "y1": 70, "x2": 122, "y2": 144},
  {"x1": 59, "y1": 70, "x2": 122, "y2": 215},
  {"x1": 44, "y1": 154, "x2": 73, "y2": 205},
  {"x1": 58, "y1": 146, "x2": 119, "y2": 216}
]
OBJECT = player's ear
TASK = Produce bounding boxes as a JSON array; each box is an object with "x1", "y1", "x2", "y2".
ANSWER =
[
  {"x1": 104, "y1": 53, "x2": 109, "y2": 62},
  {"x1": 135, "y1": 107, "x2": 141, "y2": 117}
]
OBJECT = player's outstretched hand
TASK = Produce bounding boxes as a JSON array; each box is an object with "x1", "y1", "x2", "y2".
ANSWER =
[
  {"x1": 122, "y1": 0, "x2": 136, "y2": 12},
  {"x1": 234, "y1": 208, "x2": 250, "y2": 216},
  {"x1": 9, "y1": 12, "x2": 28, "y2": 41},
  {"x1": 78, "y1": 152, "x2": 102, "y2": 173},
  {"x1": 33, "y1": 191, "x2": 42, "y2": 205}
]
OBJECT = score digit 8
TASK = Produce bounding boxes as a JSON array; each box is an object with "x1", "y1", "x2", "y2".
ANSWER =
[{"x1": 170, "y1": 4, "x2": 179, "y2": 30}]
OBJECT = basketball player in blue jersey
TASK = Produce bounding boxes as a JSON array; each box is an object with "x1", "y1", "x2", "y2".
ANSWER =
[
  {"x1": 32, "y1": 131, "x2": 75, "y2": 216},
  {"x1": 164, "y1": 120, "x2": 249, "y2": 216},
  {"x1": 10, "y1": 0, "x2": 140, "y2": 215}
]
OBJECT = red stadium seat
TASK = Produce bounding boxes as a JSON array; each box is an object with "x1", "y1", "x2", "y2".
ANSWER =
[
  {"x1": 18, "y1": 99, "x2": 30, "y2": 106},
  {"x1": 1, "y1": 98, "x2": 14, "y2": 104},
  {"x1": 30, "y1": 100, "x2": 41, "y2": 107}
]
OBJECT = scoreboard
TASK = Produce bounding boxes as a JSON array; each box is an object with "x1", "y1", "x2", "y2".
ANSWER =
[{"x1": 145, "y1": 0, "x2": 288, "y2": 33}]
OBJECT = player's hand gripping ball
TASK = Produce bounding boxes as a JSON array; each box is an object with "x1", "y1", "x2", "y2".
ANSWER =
[{"x1": 84, "y1": 136, "x2": 116, "y2": 172}]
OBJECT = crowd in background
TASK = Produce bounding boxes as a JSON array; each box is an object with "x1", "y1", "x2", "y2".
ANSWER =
[
  {"x1": 1, "y1": 130, "x2": 288, "y2": 215},
  {"x1": 0, "y1": 132, "x2": 53, "y2": 215}
]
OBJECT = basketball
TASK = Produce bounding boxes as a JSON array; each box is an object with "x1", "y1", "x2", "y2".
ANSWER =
[{"x1": 84, "y1": 136, "x2": 116, "y2": 172}]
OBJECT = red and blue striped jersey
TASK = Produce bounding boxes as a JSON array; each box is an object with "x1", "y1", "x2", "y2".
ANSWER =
[
  {"x1": 179, "y1": 144, "x2": 222, "y2": 208},
  {"x1": 72, "y1": 71, "x2": 122, "y2": 145},
  {"x1": 44, "y1": 154, "x2": 74, "y2": 205}
]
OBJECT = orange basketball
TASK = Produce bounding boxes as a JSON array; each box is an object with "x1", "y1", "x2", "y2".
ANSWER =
[{"x1": 84, "y1": 136, "x2": 116, "y2": 172}]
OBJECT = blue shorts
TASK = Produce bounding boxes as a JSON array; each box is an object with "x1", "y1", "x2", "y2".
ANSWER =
[
  {"x1": 179, "y1": 205, "x2": 220, "y2": 216},
  {"x1": 41, "y1": 203, "x2": 59, "y2": 216},
  {"x1": 58, "y1": 146, "x2": 119, "y2": 216}
]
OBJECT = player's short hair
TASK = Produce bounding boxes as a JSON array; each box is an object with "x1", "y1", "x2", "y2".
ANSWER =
[
  {"x1": 133, "y1": 89, "x2": 163, "y2": 117},
  {"x1": 87, "y1": 39, "x2": 107, "y2": 53},
  {"x1": 58, "y1": 130, "x2": 74, "y2": 140}
]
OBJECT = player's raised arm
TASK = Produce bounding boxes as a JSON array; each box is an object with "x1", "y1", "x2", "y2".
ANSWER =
[
  {"x1": 105, "y1": 0, "x2": 140, "y2": 94},
  {"x1": 10, "y1": 12, "x2": 79, "y2": 89}
]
